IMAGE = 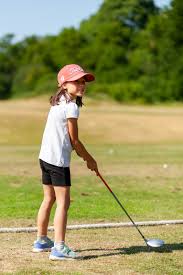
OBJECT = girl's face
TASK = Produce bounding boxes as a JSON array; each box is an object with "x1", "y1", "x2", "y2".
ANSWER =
[{"x1": 62, "y1": 77, "x2": 86, "y2": 99}]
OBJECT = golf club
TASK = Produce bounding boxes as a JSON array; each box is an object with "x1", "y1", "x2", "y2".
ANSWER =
[{"x1": 97, "y1": 172, "x2": 164, "y2": 248}]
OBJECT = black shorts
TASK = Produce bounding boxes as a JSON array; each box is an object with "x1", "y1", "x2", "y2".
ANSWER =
[{"x1": 39, "y1": 159, "x2": 71, "y2": 186}]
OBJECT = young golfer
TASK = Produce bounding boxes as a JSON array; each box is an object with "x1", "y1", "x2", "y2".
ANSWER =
[{"x1": 33, "y1": 64, "x2": 98, "y2": 260}]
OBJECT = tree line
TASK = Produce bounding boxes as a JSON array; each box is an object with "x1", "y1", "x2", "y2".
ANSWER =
[{"x1": 0, "y1": 0, "x2": 182, "y2": 103}]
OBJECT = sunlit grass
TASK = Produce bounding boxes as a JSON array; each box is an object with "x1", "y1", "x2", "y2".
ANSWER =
[
  {"x1": 1, "y1": 98, "x2": 183, "y2": 274},
  {"x1": 0, "y1": 159, "x2": 182, "y2": 225}
]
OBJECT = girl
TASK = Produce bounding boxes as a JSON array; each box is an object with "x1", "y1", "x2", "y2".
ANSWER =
[{"x1": 33, "y1": 64, "x2": 99, "y2": 260}]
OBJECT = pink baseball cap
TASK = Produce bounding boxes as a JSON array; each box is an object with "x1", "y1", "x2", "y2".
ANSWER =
[{"x1": 57, "y1": 64, "x2": 95, "y2": 87}]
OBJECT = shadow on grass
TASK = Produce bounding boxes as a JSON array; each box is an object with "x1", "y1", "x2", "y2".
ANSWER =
[
  {"x1": 76, "y1": 243, "x2": 183, "y2": 260},
  {"x1": 120, "y1": 242, "x2": 183, "y2": 254}
]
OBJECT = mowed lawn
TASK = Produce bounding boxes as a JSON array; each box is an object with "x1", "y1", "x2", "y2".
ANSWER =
[{"x1": 0, "y1": 97, "x2": 183, "y2": 274}]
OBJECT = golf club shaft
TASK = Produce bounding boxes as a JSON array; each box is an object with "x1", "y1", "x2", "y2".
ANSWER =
[{"x1": 97, "y1": 172, "x2": 148, "y2": 245}]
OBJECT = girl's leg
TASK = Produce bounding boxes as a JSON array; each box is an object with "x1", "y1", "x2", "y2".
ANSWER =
[
  {"x1": 53, "y1": 186, "x2": 70, "y2": 243},
  {"x1": 37, "y1": 184, "x2": 56, "y2": 237}
]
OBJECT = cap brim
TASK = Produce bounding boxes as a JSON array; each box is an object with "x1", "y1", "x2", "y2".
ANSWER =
[{"x1": 67, "y1": 72, "x2": 95, "y2": 82}]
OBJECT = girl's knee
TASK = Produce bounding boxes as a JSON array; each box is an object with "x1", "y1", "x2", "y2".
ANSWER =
[
  {"x1": 56, "y1": 198, "x2": 70, "y2": 211},
  {"x1": 43, "y1": 196, "x2": 56, "y2": 207}
]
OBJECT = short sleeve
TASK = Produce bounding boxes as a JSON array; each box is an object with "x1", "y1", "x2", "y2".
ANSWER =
[{"x1": 65, "y1": 102, "x2": 79, "y2": 119}]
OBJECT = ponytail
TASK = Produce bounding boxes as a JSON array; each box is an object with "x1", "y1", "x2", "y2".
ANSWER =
[
  {"x1": 49, "y1": 88, "x2": 83, "y2": 107},
  {"x1": 76, "y1": 96, "x2": 83, "y2": 107},
  {"x1": 49, "y1": 87, "x2": 64, "y2": 106}
]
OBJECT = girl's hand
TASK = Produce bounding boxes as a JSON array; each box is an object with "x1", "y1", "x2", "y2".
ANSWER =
[{"x1": 86, "y1": 156, "x2": 99, "y2": 175}]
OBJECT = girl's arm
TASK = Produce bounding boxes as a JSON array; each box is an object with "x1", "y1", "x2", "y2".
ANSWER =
[{"x1": 67, "y1": 118, "x2": 98, "y2": 174}]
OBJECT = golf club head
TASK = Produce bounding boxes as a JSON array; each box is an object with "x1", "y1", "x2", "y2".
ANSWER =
[{"x1": 146, "y1": 239, "x2": 164, "y2": 248}]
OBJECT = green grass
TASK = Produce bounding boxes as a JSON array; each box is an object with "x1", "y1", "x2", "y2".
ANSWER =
[
  {"x1": 0, "y1": 174, "x2": 182, "y2": 222},
  {"x1": 0, "y1": 144, "x2": 183, "y2": 225},
  {"x1": 1, "y1": 100, "x2": 183, "y2": 274}
]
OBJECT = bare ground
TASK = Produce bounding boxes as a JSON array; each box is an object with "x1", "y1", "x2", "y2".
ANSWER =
[
  {"x1": 1, "y1": 143, "x2": 183, "y2": 179},
  {"x1": 0, "y1": 225, "x2": 183, "y2": 275},
  {"x1": 2, "y1": 97, "x2": 183, "y2": 145}
]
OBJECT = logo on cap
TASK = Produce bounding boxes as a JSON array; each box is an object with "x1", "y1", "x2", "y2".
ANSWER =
[
  {"x1": 61, "y1": 76, "x2": 65, "y2": 82},
  {"x1": 57, "y1": 64, "x2": 95, "y2": 86},
  {"x1": 68, "y1": 66, "x2": 84, "y2": 75}
]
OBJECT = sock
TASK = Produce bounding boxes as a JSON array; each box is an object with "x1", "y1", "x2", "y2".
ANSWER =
[
  {"x1": 37, "y1": 236, "x2": 48, "y2": 242},
  {"x1": 55, "y1": 241, "x2": 65, "y2": 250}
]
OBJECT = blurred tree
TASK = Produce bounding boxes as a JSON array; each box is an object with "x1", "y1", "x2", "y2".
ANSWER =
[
  {"x1": 1, "y1": 0, "x2": 183, "y2": 103},
  {"x1": 168, "y1": 0, "x2": 183, "y2": 47},
  {"x1": 11, "y1": 35, "x2": 55, "y2": 96},
  {"x1": 50, "y1": 27, "x2": 87, "y2": 69},
  {"x1": 79, "y1": 0, "x2": 158, "y2": 83},
  {"x1": 0, "y1": 34, "x2": 18, "y2": 99}
]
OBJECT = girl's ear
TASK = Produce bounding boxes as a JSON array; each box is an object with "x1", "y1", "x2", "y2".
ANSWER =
[{"x1": 62, "y1": 83, "x2": 66, "y2": 89}]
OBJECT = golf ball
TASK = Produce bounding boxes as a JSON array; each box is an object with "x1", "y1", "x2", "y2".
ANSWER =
[
  {"x1": 163, "y1": 164, "x2": 168, "y2": 169},
  {"x1": 108, "y1": 149, "x2": 114, "y2": 154}
]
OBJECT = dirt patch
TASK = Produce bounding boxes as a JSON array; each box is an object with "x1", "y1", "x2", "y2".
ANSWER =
[
  {"x1": 2, "y1": 98, "x2": 183, "y2": 145},
  {"x1": 1, "y1": 158, "x2": 183, "y2": 180},
  {"x1": 0, "y1": 225, "x2": 182, "y2": 274}
]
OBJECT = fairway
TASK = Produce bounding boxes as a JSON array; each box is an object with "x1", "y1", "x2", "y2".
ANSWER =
[{"x1": 0, "y1": 98, "x2": 183, "y2": 274}]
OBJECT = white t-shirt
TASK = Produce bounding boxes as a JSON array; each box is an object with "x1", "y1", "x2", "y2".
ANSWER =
[{"x1": 39, "y1": 96, "x2": 79, "y2": 167}]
